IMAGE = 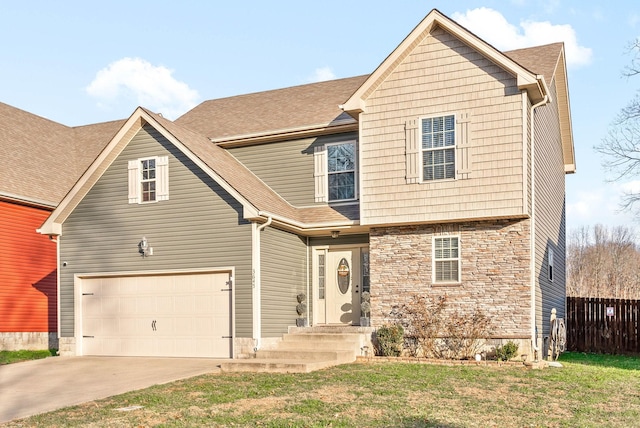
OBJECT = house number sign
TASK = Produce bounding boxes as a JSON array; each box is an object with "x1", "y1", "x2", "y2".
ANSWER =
[
  {"x1": 606, "y1": 307, "x2": 614, "y2": 317},
  {"x1": 337, "y1": 258, "x2": 350, "y2": 294}
]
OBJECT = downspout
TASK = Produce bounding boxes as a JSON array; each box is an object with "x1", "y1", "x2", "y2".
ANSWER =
[
  {"x1": 252, "y1": 216, "x2": 272, "y2": 351},
  {"x1": 530, "y1": 94, "x2": 549, "y2": 360},
  {"x1": 306, "y1": 237, "x2": 310, "y2": 325}
]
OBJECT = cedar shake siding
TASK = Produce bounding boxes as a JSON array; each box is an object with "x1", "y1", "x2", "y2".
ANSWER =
[
  {"x1": 370, "y1": 219, "x2": 532, "y2": 339},
  {"x1": 360, "y1": 26, "x2": 527, "y2": 225},
  {"x1": 59, "y1": 125, "x2": 252, "y2": 338}
]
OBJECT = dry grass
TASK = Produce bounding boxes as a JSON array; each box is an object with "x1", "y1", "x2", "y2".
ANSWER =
[{"x1": 4, "y1": 353, "x2": 640, "y2": 427}]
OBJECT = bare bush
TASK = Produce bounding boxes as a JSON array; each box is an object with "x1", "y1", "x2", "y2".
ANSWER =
[
  {"x1": 395, "y1": 294, "x2": 447, "y2": 357},
  {"x1": 437, "y1": 308, "x2": 492, "y2": 359},
  {"x1": 394, "y1": 294, "x2": 492, "y2": 359}
]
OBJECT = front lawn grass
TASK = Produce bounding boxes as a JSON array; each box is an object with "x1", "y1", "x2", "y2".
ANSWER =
[
  {"x1": 5, "y1": 352, "x2": 640, "y2": 427},
  {"x1": 0, "y1": 349, "x2": 56, "y2": 365}
]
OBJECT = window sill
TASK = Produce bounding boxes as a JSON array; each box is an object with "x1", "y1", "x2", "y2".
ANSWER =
[
  {"x1": 421, "y1": 178, "x2": 456, "y2": 184},
  {"x1": 328, "y1": 200, "x2": 359, "y2": 206},
  {"x1": 431, "y1": 282, "x2": 461, "y2": 288}
]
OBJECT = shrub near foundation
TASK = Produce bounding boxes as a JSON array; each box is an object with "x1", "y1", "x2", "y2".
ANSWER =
[
  {"x1": 375, "y1": 324, "x2": 404, "y2": 356},
  {"x1": 495, "y1": 341, "x2": 519, "y2": 361},
  {"x1": 392, "y1": 294, "x2": 492, "y2": 359}
]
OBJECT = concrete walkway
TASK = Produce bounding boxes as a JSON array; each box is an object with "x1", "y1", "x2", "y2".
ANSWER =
[{"x1": 0, "y1": 356, "x2": 225, "y2": 423}]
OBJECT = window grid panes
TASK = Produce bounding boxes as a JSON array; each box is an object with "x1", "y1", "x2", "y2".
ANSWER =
[
  {"x1": 434, "y1": 237, "x2": 459, "y2": 283},
  {"x1": 318, "y1": 253, "x2": 326, "y2": 299},
  {"x1": 361, "y1": 251, "x2": 370, "y2": 293},
  {"x1": 327, "y1": 143, "x2": 356, "y2": 201},
  {"x1": 422, "y1": 115, "x2": 455, "y2": 181},
  {"x1": 141, "y1": 158, "x2": 156, "y2": 202}
]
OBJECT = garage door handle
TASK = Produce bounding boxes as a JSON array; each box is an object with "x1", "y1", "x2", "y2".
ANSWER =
[
  {"x1": 222, "y1": 336, "x2": 232, "y2": 339},
  {"x1": 152, "y1": 320, "x2": 157, "y2": 331}
]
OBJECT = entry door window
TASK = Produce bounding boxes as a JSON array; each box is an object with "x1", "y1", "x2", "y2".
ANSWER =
[{"x1": 337, "y1": 258, "x2": 350, "y2": 294}]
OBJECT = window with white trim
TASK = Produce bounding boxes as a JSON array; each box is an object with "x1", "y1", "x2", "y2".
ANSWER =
[
  {"x1": 422, "y1": 115, "x2": 455, "y2": 181},
  {"x1": 141, "y1": 158, "x2": 156, "y2": 202},
  {"x1": 327, "y1": 141, "x2": 356, "y2": 202},
  {"x1": 433, "y1": 236, "x2": 460, "y2": 283},
  {"x1": 128, "y1": 156, "x2": 169, "y2": 204}
]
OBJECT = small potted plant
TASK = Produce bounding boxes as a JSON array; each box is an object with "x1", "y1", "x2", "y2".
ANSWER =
[
  {"x1": 296, "y1": 293, "x2": 308, "y2": 327},
  {"x1": 360, "y1": 291, "x2": 371, "y2": 327}
]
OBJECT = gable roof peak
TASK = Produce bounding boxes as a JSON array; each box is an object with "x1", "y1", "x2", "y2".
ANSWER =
[{"x1": 342, "y1": 9, "x2": 548, "y2": 114}]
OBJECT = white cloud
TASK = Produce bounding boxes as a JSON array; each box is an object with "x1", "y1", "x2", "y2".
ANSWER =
[
  {"x1": 86, "y1": 57, "x2": 199, "y2": 119},
  {"x1": 452, "y1": 8, "x2": 592, "y2": 68},
  {"x1": 620, "y1": 180, "x2": 640, "y2": 194},
  {"x1": 306, "y1": 67, "x2": 336, "y2": 83},
  {"x1": 567, "y1": 182, "x2": 638, "y2": 230}
]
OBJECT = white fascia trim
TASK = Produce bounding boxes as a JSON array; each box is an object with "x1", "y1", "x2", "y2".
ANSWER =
[
  {"x1": 140, "y1": 112, "x2": 259, "y2": 219},
  {"x1": 38, "y1": 111, "x2": 147, "y2": 235},
  {"x1": 213, "y1": 119, "x2": 358, "y2": 146},
  {"x1": 343, "y1": 9, "x2": 542, "y2": 113},
  {"x1": 0, "y1": 191, "x2": 57, "y2": 209},
  {"x1": 256, "y1": 210, "x2": 359, "y2": 231},
  {"x1": 36, "y1": 222, "x2": 62, "y2": 236},
  {"x1": 39, "y1": 108, "x2": 260, "y2": 236}
]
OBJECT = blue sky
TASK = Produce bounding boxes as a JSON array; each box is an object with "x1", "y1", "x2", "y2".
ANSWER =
[{"x1": 2, "y1": 1, "x2": 639, "y2": 235}]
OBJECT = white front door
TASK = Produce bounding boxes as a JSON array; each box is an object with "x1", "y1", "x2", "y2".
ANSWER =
[{"x1": 325, "y1": 248, "x2": 361, "y2": 324}]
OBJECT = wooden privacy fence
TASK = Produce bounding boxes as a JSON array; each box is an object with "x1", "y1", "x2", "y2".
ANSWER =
[{"x1": 566, "y1": 297, "x2": 640, "y2": 354}]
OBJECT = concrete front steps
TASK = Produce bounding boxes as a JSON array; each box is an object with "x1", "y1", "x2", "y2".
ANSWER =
[{"x1": 219, "y1": 326, "x2": 374, "y2": 373}]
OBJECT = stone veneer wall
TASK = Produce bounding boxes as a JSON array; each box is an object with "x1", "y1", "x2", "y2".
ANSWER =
[
  {"x1": 370, "y1": 219, "x2": 532, "y2": 339},
  {"x1": 0, "y1": 333, "x2": 58, "y2": 351}
]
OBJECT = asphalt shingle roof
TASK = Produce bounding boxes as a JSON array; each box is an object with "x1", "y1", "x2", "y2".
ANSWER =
[
  {"x1": 0, "y1": 102, "x2": 123, "y2": 205},
  {"x1": 504, "y1": 42, "x2": 563, "y2": 87},
  {"x1": 175, "y1": 75, "x2": 368, "y2": 141}
]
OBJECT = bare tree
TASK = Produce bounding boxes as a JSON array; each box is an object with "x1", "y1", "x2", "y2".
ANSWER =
[
  {"x1": 567, "y1": 225, "x2": 640, "y2": 299},
  {"x1": 596, "y1": 39, "x2": 640, "y2": 213}
]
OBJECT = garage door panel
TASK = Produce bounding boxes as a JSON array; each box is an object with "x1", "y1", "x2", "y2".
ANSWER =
[{"x1": 81, "y1": 272, "x2": 232, "y2": 358}]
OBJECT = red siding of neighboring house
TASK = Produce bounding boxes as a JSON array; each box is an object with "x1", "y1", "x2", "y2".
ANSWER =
[{"x1": 0, "y1": 200, "x2": 57, "y2": 333}]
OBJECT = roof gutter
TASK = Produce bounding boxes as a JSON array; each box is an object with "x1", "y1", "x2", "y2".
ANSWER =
[
  {"x1": 213, "y1": 120, "x2": 358, "y2": 147},
  {"x1": 0, "y1": 191, "x2": 57, "y2": 210}
]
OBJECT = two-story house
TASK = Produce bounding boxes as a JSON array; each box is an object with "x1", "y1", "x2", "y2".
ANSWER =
[{"x1": 37, "y1": 9, "x2": 574, "y2": 360}]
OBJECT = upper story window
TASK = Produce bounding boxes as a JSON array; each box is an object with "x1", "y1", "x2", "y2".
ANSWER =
[
  {"x1": 433, "y1": 236, "x2": 460, "y2": 283},
  {"x1": 140, "y1": 158, "x2": 157, "y2": 202},
  {"x1": 128, "y1": 156, "x2": 169, "y2": 204},
  {"x1": 327, "y1": 142, "x2": 356, "y2": 202},
  {"x1": 422, "y1": 115, "x2": 455, "y2": 181}
]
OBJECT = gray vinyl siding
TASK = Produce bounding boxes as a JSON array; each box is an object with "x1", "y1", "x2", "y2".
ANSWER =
[
  {"x1": 260, "y1": 227, "x2": 308, "y2": 336},
  {"x1": 533, "y1": 79, "x2": 566, "y2": 336},
  {"x1": 59, "y1": 125, "x2": 253, "y2": 337},
  {"x1": 228, "y1": 132, "x2": 358, "y2": 206}
]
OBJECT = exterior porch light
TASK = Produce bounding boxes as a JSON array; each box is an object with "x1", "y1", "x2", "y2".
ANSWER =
[
  {"x1": 139, "y1": 236, "x2": 152, "y2": 257},
  {"x1": 331, "y1": 230, "x2": 340, "y2": 239}
]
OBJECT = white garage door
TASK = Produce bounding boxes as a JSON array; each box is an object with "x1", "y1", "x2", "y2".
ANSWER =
[{"x1": 81, "y1": 271, "x2": 232, "y2": 358}]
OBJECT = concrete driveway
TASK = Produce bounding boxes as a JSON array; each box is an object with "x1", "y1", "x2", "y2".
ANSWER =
[{"x1": 0, "y1": 356, "x2": 224, "y2": 423}]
